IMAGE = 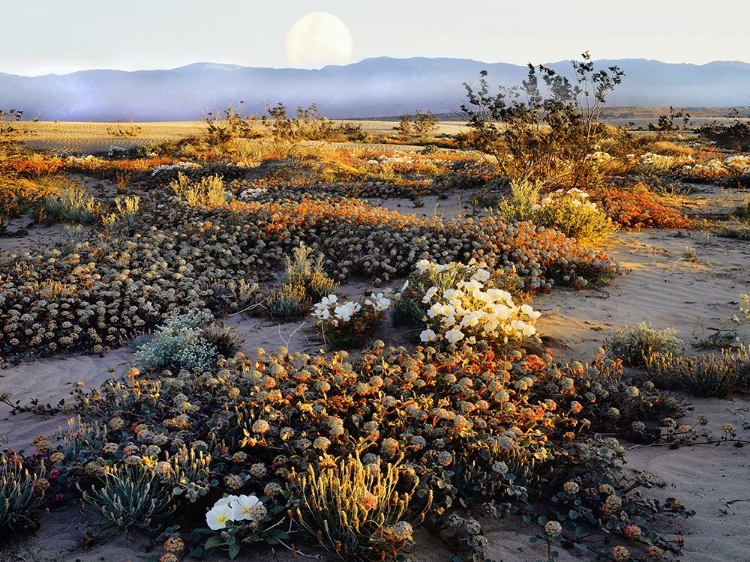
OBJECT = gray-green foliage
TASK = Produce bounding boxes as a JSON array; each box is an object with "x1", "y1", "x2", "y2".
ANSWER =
[
  {"x1": 605, "y1": 322, "x2": 686, "y2": 367},
  {"x1": 43, "y1": 182, "x2": 99, "y2": 225},
  {"x1": 135, "y1": 311, "x2": 217, "y2": 371},
  {"x1": 80, "y1": 465, "x2": 175, "y2": 530},
  {"x1": 646, "y1": 346, "x2": 750, "y2": 397},
  {"x1": 0, "y1": 453, "x2": 45, "y2": 532}
]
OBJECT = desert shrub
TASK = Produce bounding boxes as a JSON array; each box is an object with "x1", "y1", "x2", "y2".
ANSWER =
[
  {"x1": 290, "y1": 453, "x2": 430, "y2": 562},
  {"x1": 696, "y1": 109, "x2": 750, "y2": 150},
  {"x1": 605, "y1": 322, "x2": 686, "y2": 367},
  {"x1": 134, "y1": 311, "x2": 217, "y2": 371},
  {"x1": 42, "y1": 181, "x2": 100, "y2": 225},
  {"x1": 204, "y1": 102, "x2": 261, "y2": 147},
  {"x1": 106, "y1": 120, "x2": 142, "y2": 138},
  {"x1": 647, "y1": 107, "x2": 692, "y2": 136},
  {"x1": 646, "y1": 346, "x2": 750, "y2": 397},
  {"x1": 461, "y1": 52, "x2": 624, "y2": 187},
  {"x1": 398, "y1": 110, "x2": 438, "y2": 139},
  {"x1": 499, "y1": 185, "x2": 617, "y2": 242},
  {"x1": 266, "y1": 243, "x2": 339, "y2": 320},
  {"x1": 0, "y1": 109, "x2": 25, "y2": 157},
  {"x1": 265, "y1": 282, "x2": 310, "y2": 320},
  {"x1": 313, "y1": 291, "x2": 391, "y2": 349},
  {"x1": 170, "y1": 172, "x2": 227, "y2": 207},
  {"x1": 497, "y1": 180, "x2": 541, "y2": 222},
  {"x1": 714, "y1": 223, "x2": 750, "y2": 240},
  {"x1": 201, "y1": 322, "x2": 245, "y2": 358},
  {"x1": 102, "y1": 195, "x2": 140, "y2": 232},
  {"x1": 80, "y1": 464, "x2": 176, "y2": 530},
  {"x1": 281, "y1": 243, "x2": 339, "y2": 300},
  {"x1": 0, "y1": 452, "x2": 46, "y2": 532}
]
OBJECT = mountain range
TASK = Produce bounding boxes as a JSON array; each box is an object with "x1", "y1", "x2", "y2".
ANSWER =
[{"x1": 1, "y1": 57, "x2": 749, "y2": 122}]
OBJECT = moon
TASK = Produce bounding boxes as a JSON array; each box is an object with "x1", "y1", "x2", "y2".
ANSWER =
[{"x1": 285, "y1": 12, "x2": 354, "y2": 68}]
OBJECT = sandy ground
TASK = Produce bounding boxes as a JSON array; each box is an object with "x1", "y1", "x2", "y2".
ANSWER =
[{"x1": 1, "y1": 184, "x2": 750, "y2": 561}]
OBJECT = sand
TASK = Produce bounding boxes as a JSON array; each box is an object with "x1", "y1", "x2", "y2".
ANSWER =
[{"x1": 1, "y1": 184, "x2": 749, "y2": 561}]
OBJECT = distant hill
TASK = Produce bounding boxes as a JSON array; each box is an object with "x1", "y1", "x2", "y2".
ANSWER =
[{"x1": 1, "y1": 57, "x2": 749, "y2": 121}]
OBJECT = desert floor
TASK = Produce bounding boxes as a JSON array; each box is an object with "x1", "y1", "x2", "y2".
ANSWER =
[{"x1": 1, "y1": 171, "x2": 749, "y2": 561}]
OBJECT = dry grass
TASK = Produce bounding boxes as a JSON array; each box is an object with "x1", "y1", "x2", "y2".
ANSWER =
[
  {"x1": 17, "y1": 121, "x2": 207, "y2": 153},
  {"x1": 16, "y1": 120, "x2": 470, "y2": 155}
]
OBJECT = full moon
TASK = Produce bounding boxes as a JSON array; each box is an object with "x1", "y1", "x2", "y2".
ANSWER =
[{"x1": 285, "y1": 12, "x2": 354, "y2": 68}]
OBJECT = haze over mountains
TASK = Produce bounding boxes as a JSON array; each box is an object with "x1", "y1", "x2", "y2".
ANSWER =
[{"x1": 2, "y1": 57, "x2": 749, "y2": 122}]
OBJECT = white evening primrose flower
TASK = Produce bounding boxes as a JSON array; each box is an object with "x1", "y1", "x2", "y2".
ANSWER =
[
  {"x1": 427, "y1": 302, "x2": 442, "y2": 318},
  {"x1": 520, "y1": 303, "x2": 541, "y2": 320},
  {"x1": 312, "y1": 303, "x2": 331, "y2": 320},
  {"x1": 416, "y1": 259, "x2": 432, "y2": 272},
  {"x1": 443, "y1": 288, "x2": 461, "y2": 300},
  {"x1": 531, "y1": 204, "x2": 542, "y2": 211},
  {"x1": 438, "y1": 303, "x2": 456, "y2": 317},
  {"x1": 471, "y1": 268, "x2": 491, "y2": 282},
  {"x1": 233, "y1": 494, "x2": 261, "y2": 521},
  {"x1": 206, "y1": 503, "x2": 234, "y2": 530},
  {"x1": 422, "y1": 286, "x2": 438, "y2": 303},
  {"x1": 334, "y1": 301, "x2": 361, "y2": 322},
  {"x1": 441, "y1": 315, "x2": 456, "y2": 327},
  {"x1": 320, "y1": 295, "x2": 337, "y2": 308},
  {"x1": 420, "y1": 329, "x2": 437, "y2": 342},
  {"x1": 445, "y1": 328, "x2": 465, "y2": 343},
  {"x1": 366, "y1": 293, "x2": 391, "y2": 312}
]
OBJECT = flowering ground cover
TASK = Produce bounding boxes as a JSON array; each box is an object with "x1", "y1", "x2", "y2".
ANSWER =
[{"x1": 1, "y1": 127, "x2": 749, "y2": 562}]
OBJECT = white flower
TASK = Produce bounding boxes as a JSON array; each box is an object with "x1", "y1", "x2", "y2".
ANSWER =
[
  {"x1": 416, "y1": 259, "x2": 432, "y2": 272},
  {"x1": 206, "y1": 503, "x2": 234, "y2": 530},
  {"x1": 443, "y1": 288, "x2": 461, "y2": 300},
  {"x1": 520, "y1": 303, "x2": 541, "y2": 320},
  {"x1": 471, "y1": 268, "x2": 490, "y2": 282},
  {"x1": 366, "y1": 292, "x2": 391, "y2": 312},
  {"x1": 445, "y1": 328, "x2": 465, "y2": 343},
  {"x1": 334, "y1": 301, "x2": 361, "y2": 322},
  {"x1": 531, "y1": 204, "x2": 542, "y2": 211},
  {"x1": 422, "y1": 286, "x2": 438, "y2": 303},
  {"x1": 233, "y1": 494, "x2": 262, "y2": 521},
  {"x1": 321, "y1": 294, "x2": 338, "y2": 306},
  {"x1": 420, "y1": 329, "x2": 437, "y2": 342}
]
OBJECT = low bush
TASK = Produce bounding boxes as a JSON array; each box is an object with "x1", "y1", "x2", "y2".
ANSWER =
[
  {"x1": 42, "y1": 181, "x2": 100, "y2": 225},
  {"x1": 170, "y1": 172, "x2": 227, "y2": 207},
  {"x1": 605, "y1": 322, "x2": 686, "y2": 367},
  {"x1": 646, "y1": 346, "x2": 750, "y2": 397},
  {"x1": 134, "y1": 311, "x2": 218, "y2": 371}
]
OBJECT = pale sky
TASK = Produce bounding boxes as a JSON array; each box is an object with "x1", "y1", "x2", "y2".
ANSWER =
[{"x1": 2, "y1": 0, "x2": 748, "y2": 76}]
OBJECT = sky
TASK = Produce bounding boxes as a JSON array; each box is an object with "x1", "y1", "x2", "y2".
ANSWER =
[{"x1": 2, "y1": 0, "x2": 748, "y2": 76}]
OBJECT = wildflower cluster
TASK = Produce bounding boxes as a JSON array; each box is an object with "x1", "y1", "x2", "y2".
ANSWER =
[
  {"x1": 313, "y1": 291, "x2": 392, "y2": 348},
  {"x1": 592, "y1": 184, "x2": 697, "y2": 230},
  {"x1": 408, "y1": 260, "x2": 541, "y2": 350}
]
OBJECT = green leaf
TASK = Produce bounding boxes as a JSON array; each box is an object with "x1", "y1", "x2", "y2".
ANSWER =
[
  {"x1": 569, "y1": 509, "x2": 579, "y2": 520},
  {"x1": 204, "y1": 535, "x2": 224, "y2": 550},
  {"x1": 172, "y1": 487, "x2": 184, "y2": 495},
  {"x1": 229, "y1": 543, "x2": 241, "y2": 560},
  {"x1": 190, "y1": 546, "x2": 203, "y2": 558},
  {"x1": 537, "y1": 515, "x2": 548, "y2": 525}
]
